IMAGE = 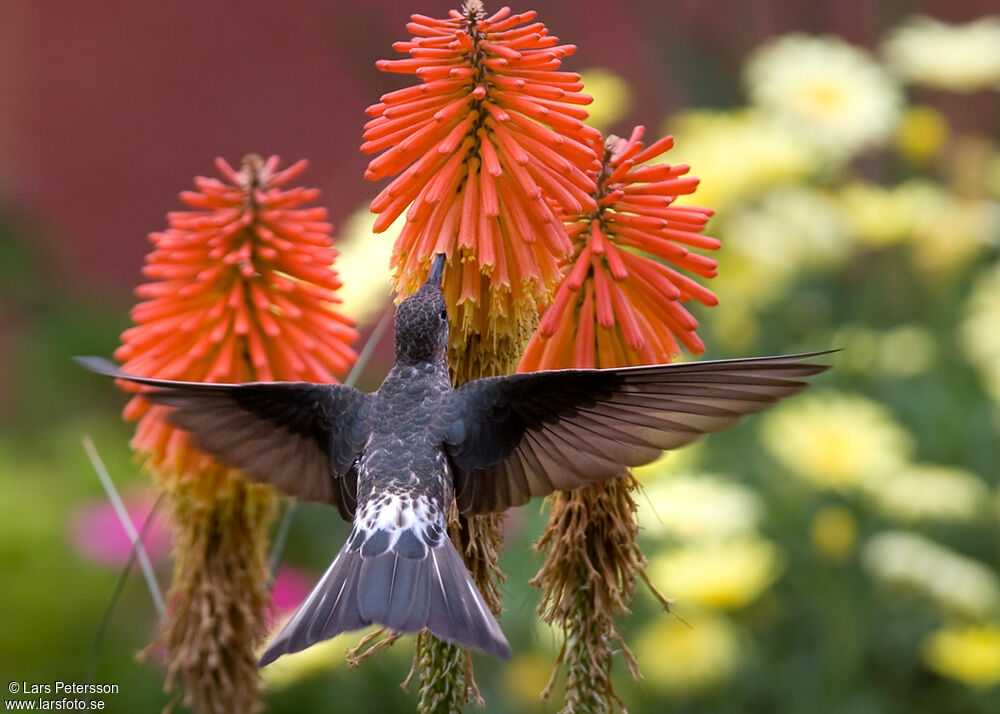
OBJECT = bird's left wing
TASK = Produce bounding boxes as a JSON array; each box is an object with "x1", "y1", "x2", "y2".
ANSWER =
[
  {"x1": 443, "y1": 352, "x2": 830, "y2": 514},
  {"x1": 76, "y1": 357, "x2": 372, "y2": 519}
]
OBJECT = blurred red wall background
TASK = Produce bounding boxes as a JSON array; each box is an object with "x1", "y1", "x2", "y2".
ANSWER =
[{"x1": 1, "y1": 0, "x2": 996, "y2": 299}]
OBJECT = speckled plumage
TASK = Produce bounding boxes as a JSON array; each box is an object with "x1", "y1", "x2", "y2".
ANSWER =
[
  {"x1": 78, "y1": 254, "x2": 831, "y2": 667},
  {"x1": 348, "y1": 269, "x2": 456, "y2": 565},
  {"x1": 353, "y1": 349, "x2": 453, "y2": 560},
  {"x1": 253, "y1": 259, "x2": 513, "y2": 663}
]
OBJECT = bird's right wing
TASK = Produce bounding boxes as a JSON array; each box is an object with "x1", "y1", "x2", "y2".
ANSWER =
[
  {"x1": 443, "y1": 352, "x2": 830, "y2": 514},
  {"x1": 76, "y1": 357, "x2": 372, "y2": 519}
]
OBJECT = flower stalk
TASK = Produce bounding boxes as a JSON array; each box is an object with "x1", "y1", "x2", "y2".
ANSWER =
[
  {"x1": 524, "y1": 129, "x2": 718, "y2": 712},
  {"x1": 532, "y1": 475, "x2": 644, "y2": 713},
  {"x1": 365, "y1": 3, "x2": 599, "y2": 710},
  {"x1": 116, "y1": 155, "x2": 356, "y2": 713}
]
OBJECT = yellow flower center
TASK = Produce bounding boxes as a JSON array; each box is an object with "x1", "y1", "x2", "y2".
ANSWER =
[
  {"x1": 811, "y1": 506, "x2": 858, "y2": 561},
  {"x1": 805, "y1": 427, "x2": 863, "y2": 484},
  {"x1": 802, "y1": 81, "x2": 847, "y2": 118}
]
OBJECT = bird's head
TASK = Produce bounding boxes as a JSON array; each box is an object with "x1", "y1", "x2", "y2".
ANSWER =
[{"x1": 393, "y1": 253, "x2": 449, "y2": 365}]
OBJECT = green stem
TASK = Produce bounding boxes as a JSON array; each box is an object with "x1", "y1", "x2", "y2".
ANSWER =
[{"x1": 417, "y1": 635, "x2": 478, "y2": 714}]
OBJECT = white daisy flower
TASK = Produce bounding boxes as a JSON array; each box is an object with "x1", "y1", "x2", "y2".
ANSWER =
[
  {"x1": 883, "y1": 15, "x2": 1000, "y2": 93},
  {"x1": 745, "y1": 34, "x2": 902, "y2": 158},
  {"x1": 863, "y1": 531, "x2": 1000, "y2": 618},
  {"x1": 864, "y1": 464, "x2": 992, "y2": 524}
]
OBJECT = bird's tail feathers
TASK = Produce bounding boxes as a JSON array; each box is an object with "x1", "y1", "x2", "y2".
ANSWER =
[{"x1": 258, "y1": 529, "x2": 510, "y2": 667}]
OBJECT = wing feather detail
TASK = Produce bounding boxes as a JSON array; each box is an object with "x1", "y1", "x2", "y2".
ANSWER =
[
  {"x1": 76, "y1": 356, "x2": 371, "y2": 517},
  {"x1": 445, "y1": 352, "x2": 831, "y2": 514}
]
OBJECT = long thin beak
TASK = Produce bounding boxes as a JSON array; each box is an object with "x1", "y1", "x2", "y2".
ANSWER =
[{"x1": 428, "y1": 253, "x2": 446, "y2": 287}]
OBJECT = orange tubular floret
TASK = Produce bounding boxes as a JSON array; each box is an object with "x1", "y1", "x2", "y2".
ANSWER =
[
  {"x1": 366, "y1": 4, "x2": 599, "y2": 338},
  {"x1": 519, "y1": 128, "x2": 719, "y2": 371},
  {"x1": 120, "y1": 156, "x2": 358, "y2": 475}
]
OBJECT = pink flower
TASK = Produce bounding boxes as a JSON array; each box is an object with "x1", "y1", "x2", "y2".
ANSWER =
[{"x1": 68, "y1": 491, "x2": 170, "y2": 568}]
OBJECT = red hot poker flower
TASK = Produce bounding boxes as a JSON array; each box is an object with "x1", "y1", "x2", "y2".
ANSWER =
[
  {"x1": 520, "y1": 128, "x2": 719, "y2": 371},
  {"x1": 525, "y1": 128, "x2": 717, "y2": 713},
  {"x1": 116, "y1": 154, "x2": 358, "y2": 482},
  {"x1": 363, "y1": 4, "x2": 600, "y2": 704},
  {"x1": 112, "y1": 155, "x2": 358, "y2": 714},
  {"x1": 364, "y1": 2, "x2": 600, "y2": 365}
]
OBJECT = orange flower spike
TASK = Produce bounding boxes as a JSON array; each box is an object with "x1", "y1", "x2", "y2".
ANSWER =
[
  {"x1": 370, "y1": 8, "x2": 603, "y2": 705},
  {"x1": 365, "y1": 1, "x2": 600, "y2": 350},
  {"x1": 116, "y1": 154, "x2": 358, "y2": 475},
  {"x1": 520, "y1": 128, "x2": 719, "y2": 371},
  {"x1": 110, "y1": 155, "x2": 361, "y2": 714}
]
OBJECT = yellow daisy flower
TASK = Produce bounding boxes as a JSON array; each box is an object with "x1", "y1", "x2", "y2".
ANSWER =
[
  {"x1": 637, "y1": 475, "x2": 762, "y2": 542},
  {"x1": 838, "y1": 179, "x2": 947, "y2": 247},
  {"x1": 720, "y1": 185, "x2": 852, "y2": 275},
  {"x1": 635, "y1": 611, "x2": 743, "y2": 694},
  {"x1": 648, "y1": 537, "x2": 782, "y2": 610},
  {"x1": 760, "y1": 393, "x2": 914, "y2": 490},
  {"x1": 911, "y1": 197, "x2": 997, "y2": 276},
  {"x1": 668, "y1": 109, "x2": 818, "y2": 211},
  {"x1": 708, "y1": 187, "x2": 850, "y2": 349},
  {"x1": 875, "y1": 325, "x2": 938, "y2": 378},
  {"x1": 921, "y1": 623, "x2": 1000, "y2": 688}
]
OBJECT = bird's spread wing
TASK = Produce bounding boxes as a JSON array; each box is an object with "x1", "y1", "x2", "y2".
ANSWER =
[
  {"x1": 76, "y1": 357, "x2": 372, "y2": 518},
  {"x1": 443, "y1": 352, "x2": 830, "y2": 514}
]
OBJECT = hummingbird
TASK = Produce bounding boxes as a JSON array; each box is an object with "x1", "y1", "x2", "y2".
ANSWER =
[{"x1": 77, "y1": 253, "x2": 829, "y2": 666}]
